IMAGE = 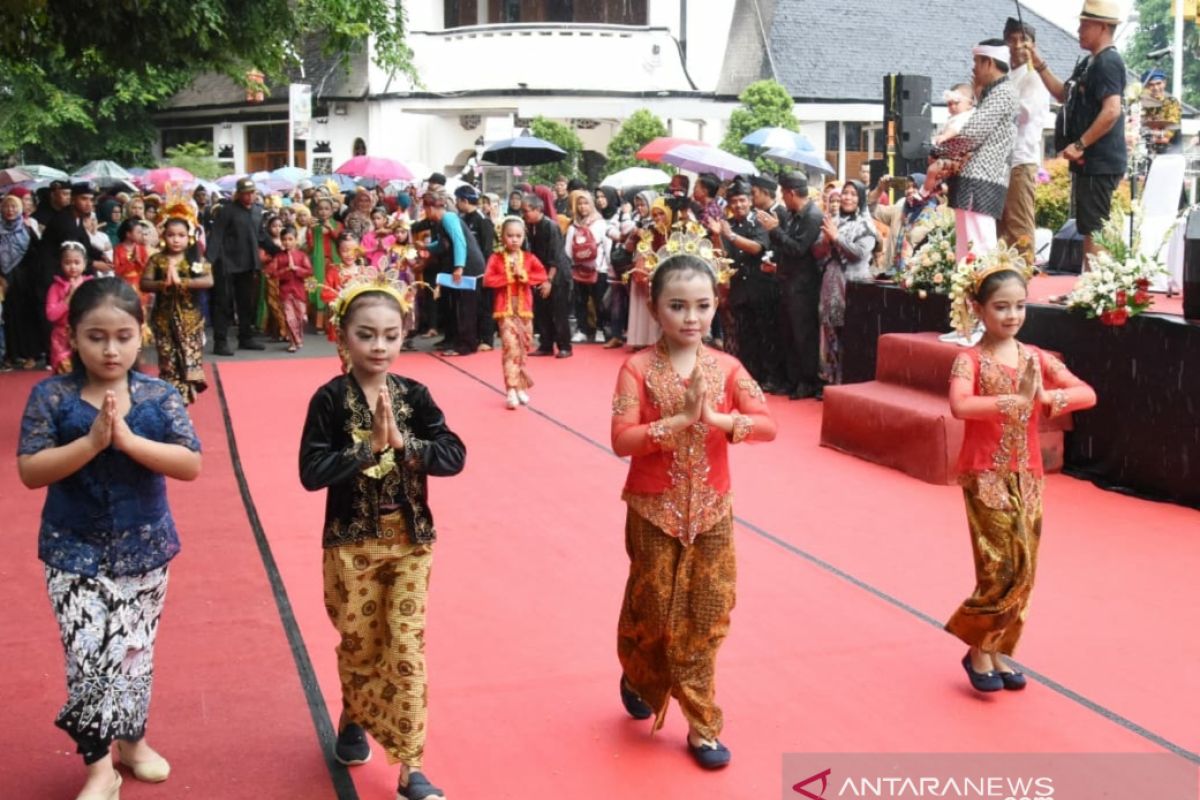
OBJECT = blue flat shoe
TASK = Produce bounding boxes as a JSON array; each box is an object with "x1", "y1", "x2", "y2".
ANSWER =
[
  {"x1": 620, "y1": 675, "x2": 653, "y2": 720},
  {"x1": 397, "y1": 771, "x2": 444, "y2": 800},
  {"x1": 999, "y1": 670, "x2": 1027, "y2": 690},
  {"x1": 961, "y1": 653, "x2": 1003, "y2": 693},
  {"x1": 688, "y1": 737, "x2": 731, "y2": 769}
]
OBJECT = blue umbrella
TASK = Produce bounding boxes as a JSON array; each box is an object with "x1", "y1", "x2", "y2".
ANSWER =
[
  {"x1": 741, "y1": 127, "x2": 817, "y2": 152},
  {"x1": 321, "y1": 173, "x2": 358, "y2": 192},
  {"x1": 763, "y1": 147, "x2": 835, "y2": 175},
  {"x1": 660, "y1": 144, "x2": 758, "y2": 180},
  {"x1": 481, "y1": 134, "x2": 566, "y2": 167},
  {"x1": 271, "y1": 166, "x2": 311, "y2": 183}
]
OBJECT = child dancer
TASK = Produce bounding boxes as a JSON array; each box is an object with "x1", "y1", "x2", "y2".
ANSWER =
[
  {"x1": 259, "y1": 213, "x2": 288, "y2": 342},
  {"x1": 46, "y1": 242, "x2": 94, "y2": 373},
  {"x1": 482, "y1": 217, "x2": 547, "y2": 409},
  {"x1": 113, "y1": 220, "x2": 149, "y2": 301},
  {"x1": 610, "y1": 247, "x2": 776, "y2": 770},
  {"x1": 266, "y1": 225, "x2": 313, "y2": 352},
  {"x1": 307, "y1": 196, "x2": 343, "y2": 329},
  {"x1": 300, "y1": 266, "x2": 465, "y2": 800},
  {"x1": 945, "y1": 246, "x2": 1096, "y2": 692},
  {"x1": 142, "y1": 213, "x2": 213, "y2": 404},
  {"x1": 18, "y1": 278, "x2": 202, "y2": 800}
]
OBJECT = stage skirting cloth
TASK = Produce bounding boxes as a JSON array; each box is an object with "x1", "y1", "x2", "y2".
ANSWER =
[{"x1": 842, "y1": 282, "x2": 1200, "y2": 510}]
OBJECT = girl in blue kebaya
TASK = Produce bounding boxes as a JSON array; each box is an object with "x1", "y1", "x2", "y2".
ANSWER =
[{"x1": 17, "y1": 278, "x2": 202, "y2": 800}]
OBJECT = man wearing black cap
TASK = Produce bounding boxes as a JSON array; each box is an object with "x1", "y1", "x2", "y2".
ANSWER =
[
  {"x1": 42, "y1": 182, "x2": 107, "y2": 274},
  {"x1": 33, "y1": 179, "x2": 73, "y2": 230},
  {"x1": 426, "y1": 172, "x2": 447, "y2": 193},
  {"x1": 207, "y1": 177, "x2": 265, "y2": 354},
  {"x1": 707, "y1": 177, "x2": 783, "y2": 392},
  {"x1": 759, "y1": 172, "x2": 824, "y2": 399},
  {"x1": 749, "y1": 175, "x2": 785, "y2": 219},
  {"x1": 456, "y1": 184, "x2": 495, "y2": 349},
  {"x1": 522, "y1": 194, "x2": 573, "y2": 358}
]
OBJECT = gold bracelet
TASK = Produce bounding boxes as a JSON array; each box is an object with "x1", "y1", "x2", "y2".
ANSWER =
[{"x1": 1050, "y1": 389, "x2": 1069, "y2": 418}]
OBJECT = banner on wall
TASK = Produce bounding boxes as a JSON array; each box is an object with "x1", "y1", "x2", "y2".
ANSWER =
[{"x1": 290, "y1": 83, "x2": 313, "y2": 139}]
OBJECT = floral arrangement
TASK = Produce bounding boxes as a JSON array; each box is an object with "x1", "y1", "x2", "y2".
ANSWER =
[
  {"x1": 1066, "y1": 206, "x2": 1166, "y2": 326},
  {"x1": 900, "y1": 206, "x2": 956, "y2": 297}
]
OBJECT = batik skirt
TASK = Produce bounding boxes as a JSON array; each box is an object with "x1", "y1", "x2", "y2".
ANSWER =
[
  {"x1": 498, "y1": 315, "x2": 534, "y2": 391},
  {"x1": 945, "y1": 472, "x2": 1043, "y2": 655},
  {"x1": 617, "y1": 508, "x2": 736, "y2": 740},
  {"x1": 45, "y1": 565, "x2": 170, "y2": 764},
  {"x1": 323, "y1": 516, "x2": 433, "y2": 767}
]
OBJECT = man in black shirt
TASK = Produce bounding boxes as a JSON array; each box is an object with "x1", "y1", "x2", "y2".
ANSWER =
[
  {"x1": 707, "y1": 178, "x2": 782, "y2": 392},
  {"x1": 750, "y1": 175, "x2": 786, "y2": 219},
  {"x1": 523, "y1": 195, "x2": 573, "y2": 358},
  {"x1": 1026, "y1": 0, "x2": 1126, "y2": 258},
  {"x1": 456, "y1": 185, "x2": 496, "y2": 350},
  {"x1": 760, "y1": 172, "x2": 825, "y2": 399},
  {"x1": 33, "y1": 179, "x2": 72, "y2": 231},
  {"x1": 207, "y1": 178, "x2": 265, "y2": 354}
]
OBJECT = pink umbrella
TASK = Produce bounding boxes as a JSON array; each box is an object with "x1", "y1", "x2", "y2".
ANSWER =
[
  {"x1": 144, "y1": 167, "x2": 197, "y2": 194},
  {"x1": 335, "y1": 156, "x2": 414, "y2": 183}
]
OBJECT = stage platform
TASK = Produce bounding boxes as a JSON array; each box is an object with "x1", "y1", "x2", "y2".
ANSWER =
[{"x1": 842, "y1": 279, "x2": 1199, "y2": 510}]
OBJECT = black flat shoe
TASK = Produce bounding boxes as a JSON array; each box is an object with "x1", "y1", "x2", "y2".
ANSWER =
[
  {"x1": 619, "y1": 675, "x2": 653, "y2": 720},
  {"x1": 687, "y1": 737, "x2": 731, "y2": 770},
  {"x1": 530, "y1": 349, "x2": 554, "y2": 357},
  {"x1": 999, "y1": 670, "x2": 1027, "y2": 690},
  {"x1": 334, "y1": 722, "x2": 371, "y2": 765},
  {"x1": 961, "y1": 653, "x2": 1003, "y2": 693},
  {"x1": 555, "y1": 350, "x2": 573, "y2": 359},
  {"x1": 397, "y1": 771, "x2": 444, "y2": 800}
]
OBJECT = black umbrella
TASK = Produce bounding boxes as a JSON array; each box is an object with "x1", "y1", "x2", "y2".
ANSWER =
[{"x1": 481, "y1": 133, "x2": 567, "y2": 167}]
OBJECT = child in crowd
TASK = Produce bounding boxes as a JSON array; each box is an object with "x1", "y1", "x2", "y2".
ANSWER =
[
  {"x1": 307, "y1": 196, "x2": 343, "y2": 329},
  {"x1": 300, "y1": 266, "x2": 465, "y2": 800},
  {"x1": 259, "y1": 213, "x2": 288, "y2": 341},
  {"x1": 482, "y1": 217, "x2": 548, "y2": 409},
  {"x1": 362, "y1": 207, "x2": 397, "y2": 267},
  {"x1": 266, "y1": 225, "x2": 313, "y2": 352},
  {"x1": 114, "y1": 220, "x2": 150, "y2": 303},
  {"x1": 18, "y1": 278, "x2": 202, "y2": 800},
  {"x1": 946, "y1": 247, "x2": 1095, "y2": 692},
  {"x1": 46, "y1": 242, "x2": 93, "y2": 373},
  {"x1": 610, "y1": 249, "x2": 776, "y2": 770},
  {"x1": 142, "y1": 214, "x2": 213, "y2": 404},
  {"x1": 293, "y1": 203, "x2": 312, "y2": 250},
  {"x1": 84, "y1": 212, "x2": 114, "y2": 272}
]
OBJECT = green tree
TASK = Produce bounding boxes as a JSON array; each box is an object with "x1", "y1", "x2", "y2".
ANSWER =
[
  {"x1": 0, "y1": 0, "x2": 418, "y2": 169},
  {"x1": 604, "y1": 109, "x2": 675, "y2": 175},
  {"x1": 162, "y1": 142, "x2": 225, "y2": 180},
  {"x1": 719, "y1": 80, "x2": 799, "y2": 172},
  {"x1": 1124, "y1": 0, "x2": 1199, "y2": 107},
  {"x1": 525, "y1": 117, "x2": 583, "y2": 187}
]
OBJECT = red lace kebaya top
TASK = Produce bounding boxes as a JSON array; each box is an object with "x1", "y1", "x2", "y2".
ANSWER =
[
  {"x1": 611, "y1": 342, "x2": 777, "y2": 543},
  {"x1": 950, "y1": 342, "x2": 1088, "y2": 510},
  {"x1": 482, "y1": 250, "x2": 547, "y2": 320}
]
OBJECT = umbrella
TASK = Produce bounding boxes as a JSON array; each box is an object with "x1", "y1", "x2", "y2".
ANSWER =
[
  {"x1": 322, "y1": 173, "x2": 359, "y2": 193},
  {"x1": 94, "y1": 178, "x2": 140, "y2": 195},
  {"x1": 0, "y1": 168, "x2": 34, "y2": 187},
  {"x1": 15, "y1": 164, "x2": 70, "y2": 181},
  {"x1": 71, "y1": 160, "x2": 132, "y2": 180},
  {"x1": 192, "y1": 179, "x2": 223, "y2": 197},
  {"x1": 335, "y1": 156, "x2": 414, "y2": 183},
  {"x1": 660, "y1": 145, "x2": 759, "y2": 180},
  {"x1": 634, "y1": 137, "x2": 707, "y2": 164},
  {"x1": 600, "y1": 166, "x2": 671, "y2": 190},
  {"x1": 740, "y1": 127, "x2": 814, "y2": 152},
  {"x1": 481, "y1": 135, "x2": 566, "y2": 167},
  {"x1": 144, "y1": 167, "x2": 196, "y2": 194},
  {"x1": 763, "y1": 147, "x2": 836, "y2": 175},
  {"x1": 271, "y1": 166, "x2": 311, "y2": 184},
  {"x1": 215, "y1": 174, "x2": 241, "y2": 192}
]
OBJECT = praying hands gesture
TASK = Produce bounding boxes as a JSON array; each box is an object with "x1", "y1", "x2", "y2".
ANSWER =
[
  {"x1": 87, "y1": 391, "x2": 135, "y2": 452},
  {"x1": 370, "y1": 387, "x2": 405, "y2": 454},
  {"x1": 681, "y1": 362, "x2": 707, "y2": 426},
  {"x1": 1015, "y1": 355, "x2": 1041, "y2": 412},
  {"x1": 821, "y1": 215, "x2": 839, "y2": 243}
]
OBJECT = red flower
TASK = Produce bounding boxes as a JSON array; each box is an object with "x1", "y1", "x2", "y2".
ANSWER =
[
  {"x1": 1099, "y1": 310, "x2": 1113, "y2": 325},
  {"x1": 1115, "y1": 290, "x2": 1127, "y2": 307},
  {"x1": 1135, "y1": 278, "x2": 1150, "y2": 290},
  {"x1": 1109, "y1": 308, "x2": 1129, "y2": 326},
  {"x1": 1133, "y1": 290, "x2": 1150, "y2": 306},
  {"x1": 965, "y1": 253, "x2": 977, "y2": 264}
]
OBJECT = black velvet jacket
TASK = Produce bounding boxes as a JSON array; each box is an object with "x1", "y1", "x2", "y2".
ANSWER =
[{"x1": 299, "y1": 373, "x2": 466, "y2": 548}]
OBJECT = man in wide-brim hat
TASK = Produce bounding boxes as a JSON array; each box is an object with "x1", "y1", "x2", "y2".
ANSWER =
[{"x1": 1022, "y1": 0, "x2": 1127, "y2": 260}]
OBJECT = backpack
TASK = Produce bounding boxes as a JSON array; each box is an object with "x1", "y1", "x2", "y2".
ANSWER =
[{"x1": 570, "y1": 224, "x2": 599, "y2": 268}]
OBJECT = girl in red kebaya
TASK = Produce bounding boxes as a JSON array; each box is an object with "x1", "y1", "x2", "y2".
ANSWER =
[
  {"x1": 482, "y1": 217, "x2": 547, "y2": 410},
  {"x1": 610, "y1": 249, "x2": 776, "y2": 771},
  {"x1": 264, "y1": 225, "x2": 313, "y2": 352},
  {"x1": 946, "y1": 246, "x2": 1095, "y2": 693}
]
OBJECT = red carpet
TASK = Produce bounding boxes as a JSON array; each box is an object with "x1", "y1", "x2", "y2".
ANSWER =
[
  {"x1": 0, "y1": 367, "x2": 333, "y2": 799},
  {"x1": 214, "y1": 345, "x2": 1199, "y2": 798}
]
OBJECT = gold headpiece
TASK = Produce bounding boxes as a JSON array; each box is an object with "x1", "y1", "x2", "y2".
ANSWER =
[
  {"x1": 948, "y1": 242, "x2": 1035, "y2": 336},
  {"x1": 626, "y1": 220, "x2": 736, "y2": 286},
  {"x1": 328, "y1": 263, "x2": 415, "y2": 330},
  {"x1": 160, "y1": 183, "x2": 199, "y2": 240}
]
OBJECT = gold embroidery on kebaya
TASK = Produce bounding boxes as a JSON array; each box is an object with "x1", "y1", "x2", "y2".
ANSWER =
[
  {"x1": 970, "y1": 344, "x2": 1038, "y2": 512},
  {"x1": 950, "y1": 353, "x2": 973, "y2": 382},
  {"x1": 625, "y1": 341, "x2": 731, "y2": 545},
  {"x1": 612, "y1": 393, "x2": 638, "y2": 417},
  {"x1": 736, "y1": 377, "x2": 765, "y2": 404},
  {"x1": 1050, "y1": 388, "x2": 1069, "y2": 418},
  {"x1": 730, "y1": 413, "x2": 754, "y2": 444}
]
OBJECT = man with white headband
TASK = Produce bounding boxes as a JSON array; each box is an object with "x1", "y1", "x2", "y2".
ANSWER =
[{"x1": 928, "y1": 38, "x2": 1018, "y2": 263}]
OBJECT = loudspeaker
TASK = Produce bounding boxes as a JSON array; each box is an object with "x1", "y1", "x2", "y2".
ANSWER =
[
  {"x1": 1047, "y1": 219, "x2": 1085, "y2": 275},
  {"x1": 884, "y1": 74, "x2": 933, "y2": 163},
  {"x1": 1184, "y1": 206, "x2": 1200, "y2": 321}
]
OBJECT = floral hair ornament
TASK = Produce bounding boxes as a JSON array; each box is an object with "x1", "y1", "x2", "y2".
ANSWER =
[
  {"x1": 627, "y1": 217, "x2": 736, "y2": 287},
  {"x1": 160, "y1": 183, "x2": 199, "y2": 242},
  {"x1": 328, "y1": 263, "x2": 416, "y2": 331},
  {"x1": 948, "y1": 241, "x2": 1034, "y2": 336}
]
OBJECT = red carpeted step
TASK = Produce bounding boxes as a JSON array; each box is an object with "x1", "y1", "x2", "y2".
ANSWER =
[{"x1": 876, "y1": 332, "x2": 969, "y2": 395}]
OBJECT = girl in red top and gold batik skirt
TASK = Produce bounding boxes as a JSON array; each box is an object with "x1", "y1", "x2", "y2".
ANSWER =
[
  {"x1": 610, "y1": 244, "x2": 776, "y2": 770},
  {"x1": 945, "y1": 244, "x2": 1095, "y2": 693},
  {"x1": 482, "y1": 217, "x2": 547, "y2": 410}
]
